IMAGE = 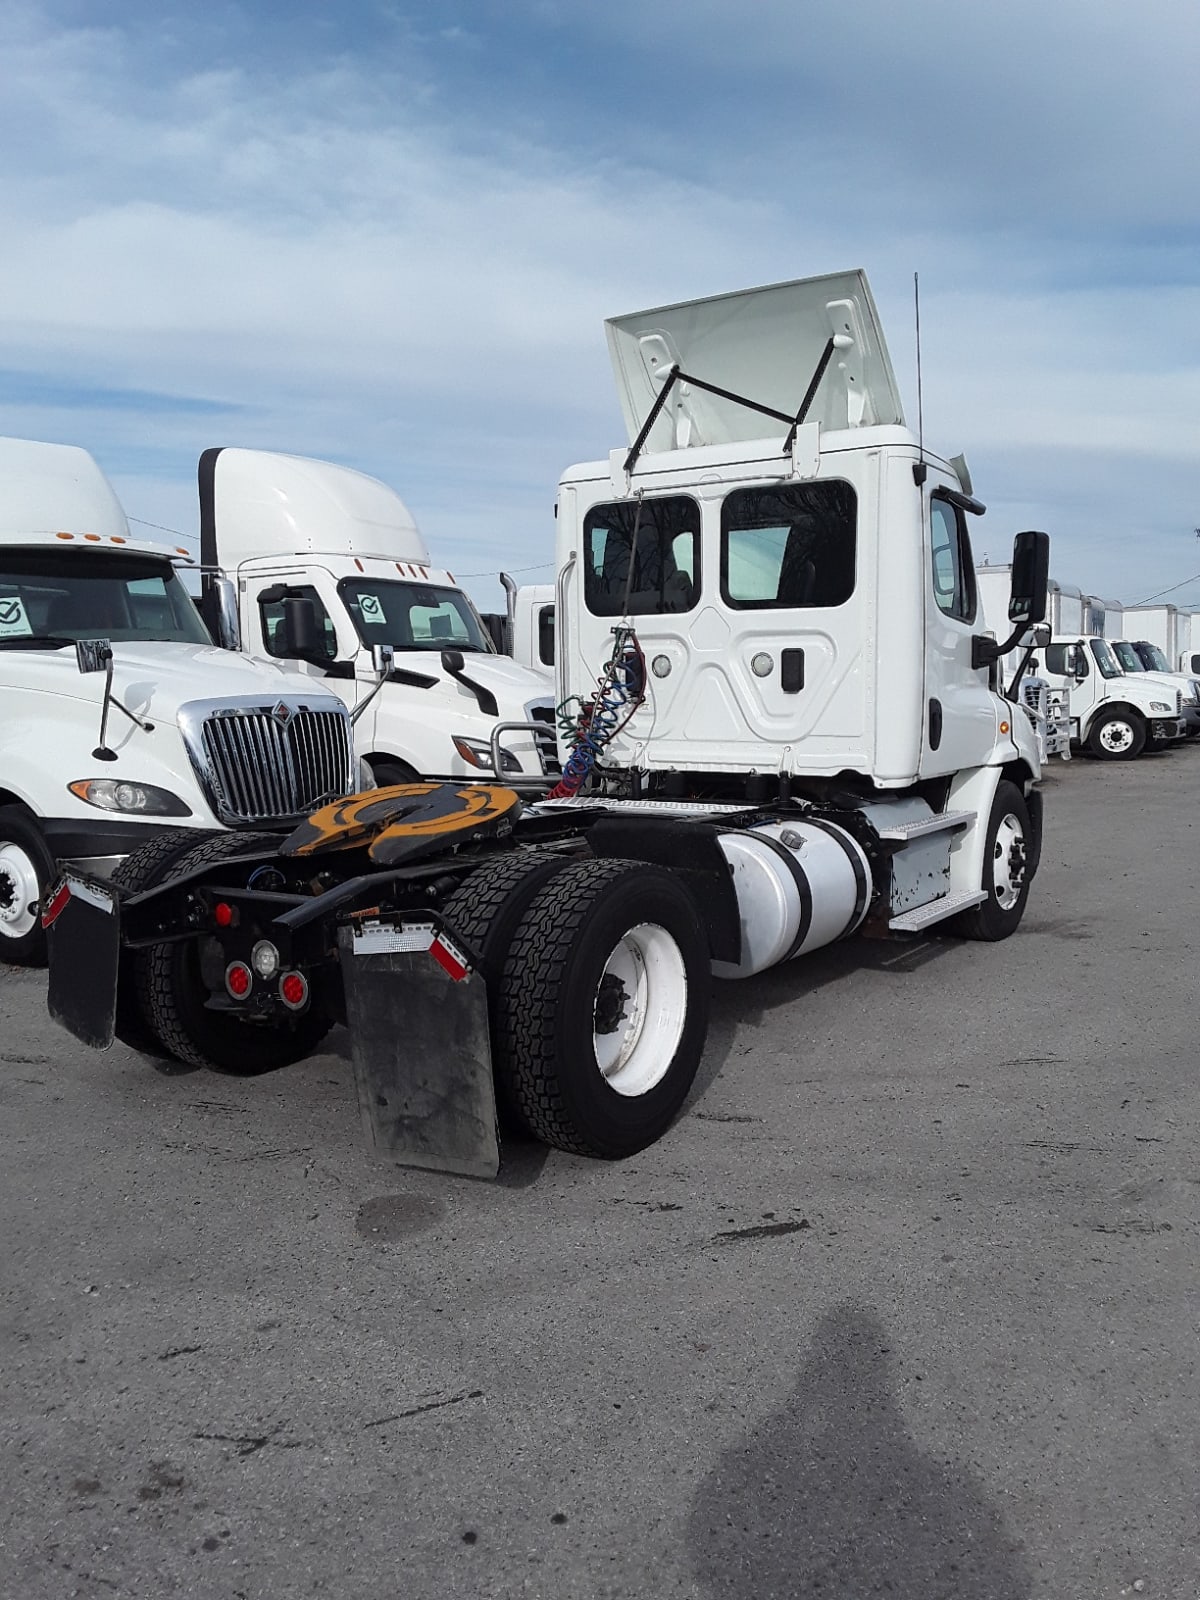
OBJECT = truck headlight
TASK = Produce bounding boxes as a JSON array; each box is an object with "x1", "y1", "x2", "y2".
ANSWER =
[
  {"x1": 452, "y1": 736, "x2": 521, "y2": 774},
  {"x1": 357, "y1": 757, "x2": 378, "y2": 791},
  {"x1": 1149, "y1": 701, "x2": 1170, "y2": 713},
  {"x1": 69, "y1": 779, "x2": 192, "y2": 816}
]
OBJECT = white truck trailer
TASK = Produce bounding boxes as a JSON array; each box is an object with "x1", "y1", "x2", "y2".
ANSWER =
[
  {"x1": 197, "y1": 449, "x2": 558, "y2": 788},
  {"x1": 46, "y1": 269, "x2": 1052, "y2": 1175},
  {"x1": 0, "y1": 438, "x2": 356, "y2": 965}
]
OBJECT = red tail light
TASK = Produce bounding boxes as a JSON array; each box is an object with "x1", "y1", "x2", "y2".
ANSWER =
[
  {"x1": 279, "y1": 971, "x2": 308, "y2": 1011},
  {"x1": 225, "y1": 961, "x2": 252, "y2": 1000}
]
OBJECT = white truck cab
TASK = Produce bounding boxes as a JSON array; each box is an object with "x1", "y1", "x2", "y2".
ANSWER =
[
  {"x1": 1031, "y1": 634, "x2": 1186, "y2": 758},
  {"x1": 493, "y1": 575, "x2": 555, "y2": 683},
  {"x1": 1109, "y1": 639, "x2": 1200, "y2": 736},
  {"x1": 198, "y1": 450, "x2": 557, "y2": 789},
  {"x1": 551, "y1": 269, "x2": 1048, "y2": 939},
  {"x1": 0, "y1": 438, "x2": 355, "y2": 964}
]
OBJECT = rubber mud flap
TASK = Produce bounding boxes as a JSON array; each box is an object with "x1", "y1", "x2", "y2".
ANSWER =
[
  {"x1": 337, "y1": 922, "x2": 500, "y2": 1178},
  {"x1": 44, "y1": 876, "x2": 120, "y2": 1049}
]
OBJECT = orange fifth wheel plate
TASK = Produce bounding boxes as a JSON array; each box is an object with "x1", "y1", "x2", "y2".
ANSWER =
[{"x1": 281, "y1": 782, "x2": 521, "y2": 861}]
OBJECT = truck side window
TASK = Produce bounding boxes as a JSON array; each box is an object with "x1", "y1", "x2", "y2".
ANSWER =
[
  {"x1": 537, "y1": 606, "x2": 555, "y2": 667},
  {"x1": 259, "y1": 585, "x2": 337, "y2": 663},
  {"x1": 930, "y1": 498, "x2": 977, "y2": 623},
  {"x1": 583, "y1": 496, "x2": 700, "y2": 616},
  {"x1": 720, "y1": 481, "x2": 855, "y2": 609},
  {"x1": 1045, "y1": 642, "x2": 1086, "y2": 679}
]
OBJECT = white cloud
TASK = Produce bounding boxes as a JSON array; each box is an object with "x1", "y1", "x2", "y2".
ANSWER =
[{"x1": 0, "y1": 0, "x2": 1196, "y2": 612}]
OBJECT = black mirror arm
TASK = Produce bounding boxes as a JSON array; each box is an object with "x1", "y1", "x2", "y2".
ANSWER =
[{"x1": 972, "y1": 621, "x2": 1032, "y2": 671}]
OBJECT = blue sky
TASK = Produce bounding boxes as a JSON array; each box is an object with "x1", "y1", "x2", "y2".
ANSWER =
[{"x1": 2, "y1": 0, "x2": 1198, "y2": 609}]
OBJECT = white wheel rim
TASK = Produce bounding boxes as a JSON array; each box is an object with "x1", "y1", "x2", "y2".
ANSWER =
[
  {"x1": 0, "y1": 842, "x2": 41, "y2": 939},
  {"x1": 992, "y1": 812, "x2": 1026, "y2": 912},
  {"x1": 1099, "y1": 719, "x2": 1134, "y2": 753},
  {"x1": 591, "y1": 922, "x2": 688, "y2": 1097}
]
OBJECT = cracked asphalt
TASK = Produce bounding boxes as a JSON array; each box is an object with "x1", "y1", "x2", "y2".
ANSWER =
[{"x1": 2, "y1": 748, "x2": 1198, "y2": 1599}]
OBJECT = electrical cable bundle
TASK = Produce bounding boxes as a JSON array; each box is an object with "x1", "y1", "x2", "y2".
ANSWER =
[{"x1": 547, "y1": 628, "x2": 645, "y2": 799}]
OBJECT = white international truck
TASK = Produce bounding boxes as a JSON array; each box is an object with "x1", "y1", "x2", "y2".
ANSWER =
[
  {"x1": 976, "y1": 566, "x2": 1186, "y2": 759},
  {"x1": 196, "y1": 450, "x2": 557, "y2": 789},
  {"x1": 0, "y1": 437, "x2": 356, "y2": 966},
  {"x1": 46, "y1": 269, "x2": 1052, "y2": 1176}
]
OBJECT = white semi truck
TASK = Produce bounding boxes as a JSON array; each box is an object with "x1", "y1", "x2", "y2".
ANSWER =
[
  {"x1": 0, "y1": 438, "x2": 356, "y2": 966},
  {"x1": 46, "y1": 269, "x2": 1052, "y2": 1175},
  {"x1": 196, "y1": 450, "x2": 557, "y2": 789}
]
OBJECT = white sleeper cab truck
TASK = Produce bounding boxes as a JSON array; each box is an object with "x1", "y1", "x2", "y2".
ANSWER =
[
  {"x1": 1030, "y1": 635, "x2": 1186, "y2": 758},
  {"x1": 46, "y1": 270, "x2": 1051, "y2": 1178},
  {"x1": 1108, "y1": 639, "x2": 1200, "y2": 736},
  {"x1": 197, "y1": 450, "x2": 557, "y2": 789},
  {"x1": 0, "y1": 437, "x2": 356, "y2": 966}
]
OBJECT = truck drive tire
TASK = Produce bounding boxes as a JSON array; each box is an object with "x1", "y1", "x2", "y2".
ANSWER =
[
  {"x1": 1087, "y1": 707, "x2": 1146, "y2": 760},
  {"x1": 109, "y1": 828, "x2": 222, "y2": 1058},
  {"x1": 951, "y1": 780, "x2": 1032, "y2": 942},
  {"x1": 0, "y1": 806, "x2": 55, "y2": 967},
  {"x1": 440, "y1": 849, "x2": 578, "y2": 1132},
  {"x1": 495, "y1": 859, "x2": 711, "y2": 1159},
  {"x1": 133, "y1": 831, "x2": 332, "y2": 1075}
]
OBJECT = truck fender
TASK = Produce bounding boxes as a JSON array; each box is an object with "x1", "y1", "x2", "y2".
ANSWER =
[{"x1": 944, "y1": 765, "x2": 1003, "y2": 899}]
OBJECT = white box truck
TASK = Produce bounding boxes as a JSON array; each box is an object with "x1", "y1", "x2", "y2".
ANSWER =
[
  {"x1": 0, "y1": 438, "x2": 356, "y2": 965},
  {"x1": 197, "y1": 450, "x2": 557, "y2": 789},
  {"x1": 47, "y1": 269, "x2": 1057, "y2": 1175},
  {"x1": 977, "y1": 567, "x2": 1185, "y2": 759}
]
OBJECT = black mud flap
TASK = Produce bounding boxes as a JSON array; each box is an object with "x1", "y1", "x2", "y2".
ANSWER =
[
  {"x1": 43, "y1": 875, "x2": 120, "y2": 1049},
  {"x1": 337, "y1": 919, "x2": 500, "y2": 1179}
]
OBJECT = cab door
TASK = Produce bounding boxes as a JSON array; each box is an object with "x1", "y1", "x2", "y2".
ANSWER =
[{"x1": 920, "y1": 491, "x2": 995, "y2": 775}]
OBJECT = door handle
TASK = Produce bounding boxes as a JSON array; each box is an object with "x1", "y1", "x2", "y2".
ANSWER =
[{"x1": 780, "y1": 648, "x2": 805, "y2": 693}]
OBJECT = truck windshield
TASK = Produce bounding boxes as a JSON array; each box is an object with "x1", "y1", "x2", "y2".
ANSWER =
[
  {"x1": 1088, "y1": 638, "x2": 1122, "y2": 679},
  {"x1": 0, "y1": 549, "x2": 209, "y2": 649},
  {"x1": 1112, "y1": 641, "x2": 1143, "y2": 671},
  {"x1": 337, "y1": 578, "x2": 493, "y2": 653},
  {"x1": 1135, "y1": 642, "x2": 1171, "y2": 673}
]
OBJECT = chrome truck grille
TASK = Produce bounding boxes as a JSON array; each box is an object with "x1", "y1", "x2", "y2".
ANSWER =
[{"x1": 179, "y1": 698, "x2": 355, "y2": 826}]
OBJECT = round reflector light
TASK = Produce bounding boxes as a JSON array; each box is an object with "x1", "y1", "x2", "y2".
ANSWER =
[
  {"x1": 214, "y1": 901, "x2": 235, "y2": 928},
  {"x1": 251, "y1": 939, "x2": 281, "y2": 980}
]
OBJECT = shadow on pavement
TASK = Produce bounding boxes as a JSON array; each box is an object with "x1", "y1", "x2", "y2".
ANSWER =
[{"x1": 688, "y1": 1304, "x2": 1033, "y2": 1599}]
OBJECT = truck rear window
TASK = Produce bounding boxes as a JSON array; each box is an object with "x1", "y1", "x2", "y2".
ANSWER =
[
  {"x1": 720, "y1": 481, "x2": 856, "y2": 609},
  {"x1": 583, "y1": 497, "x2": 700, "y2": 617}
]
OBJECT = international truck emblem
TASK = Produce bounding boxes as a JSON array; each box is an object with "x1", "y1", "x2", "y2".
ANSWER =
[{"x1": 273, "y1": 702, "x2": 292, "y2": 724}]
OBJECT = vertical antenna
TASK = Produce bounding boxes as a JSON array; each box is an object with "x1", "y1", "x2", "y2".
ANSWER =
[{"x1": 913, "y1": 271, "x2": 927, "y2": 486}]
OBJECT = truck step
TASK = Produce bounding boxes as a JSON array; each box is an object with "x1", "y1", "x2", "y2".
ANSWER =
[
  {"x1": 876, "y1": 809, "x2": 975, "y2": 843},
  {"x1": 889, "y1": 888, "x2": 988, "y2": 932}
]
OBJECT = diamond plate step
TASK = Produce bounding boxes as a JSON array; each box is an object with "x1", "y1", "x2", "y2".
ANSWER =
[
  {"x1": 876, "y1": 809, "x2": 975, "y2": 843},
  {"x1": 889, "y1": 888, "x2": 988, "y2": 932}
]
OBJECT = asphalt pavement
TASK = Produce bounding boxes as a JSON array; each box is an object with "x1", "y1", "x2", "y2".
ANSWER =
[{"x1": 2, "y1": 747, "x2": 1198, "y2": 1599}]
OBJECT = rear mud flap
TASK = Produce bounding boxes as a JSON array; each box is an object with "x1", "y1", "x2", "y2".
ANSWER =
[
  {"x1": 44, "y1": 876, "x2": 120, "y2": 1049},
  {"x1": 337, "y1": 922, "x2": 500, "y2": 1179}
]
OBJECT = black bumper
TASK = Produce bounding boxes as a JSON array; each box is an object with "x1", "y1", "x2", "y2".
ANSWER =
[{"x1": 40, "y1": 818, "x2": 189, "y2": 862}]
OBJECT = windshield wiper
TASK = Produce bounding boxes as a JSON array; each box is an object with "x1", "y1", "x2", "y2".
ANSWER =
[{"x1": 0, "y1": 634, "x2": 77, "y2": 650}]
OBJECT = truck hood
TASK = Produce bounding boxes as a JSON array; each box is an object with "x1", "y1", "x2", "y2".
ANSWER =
[
  {"x1": 2, "y1": 641, "x2": 342, "y2": 724},
  {"x1": 605, "y1": 268, "x2": 904, "y2": 453},
  {"x1": 385, "y1": 649, "x2": 554, "y2": 714}
]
